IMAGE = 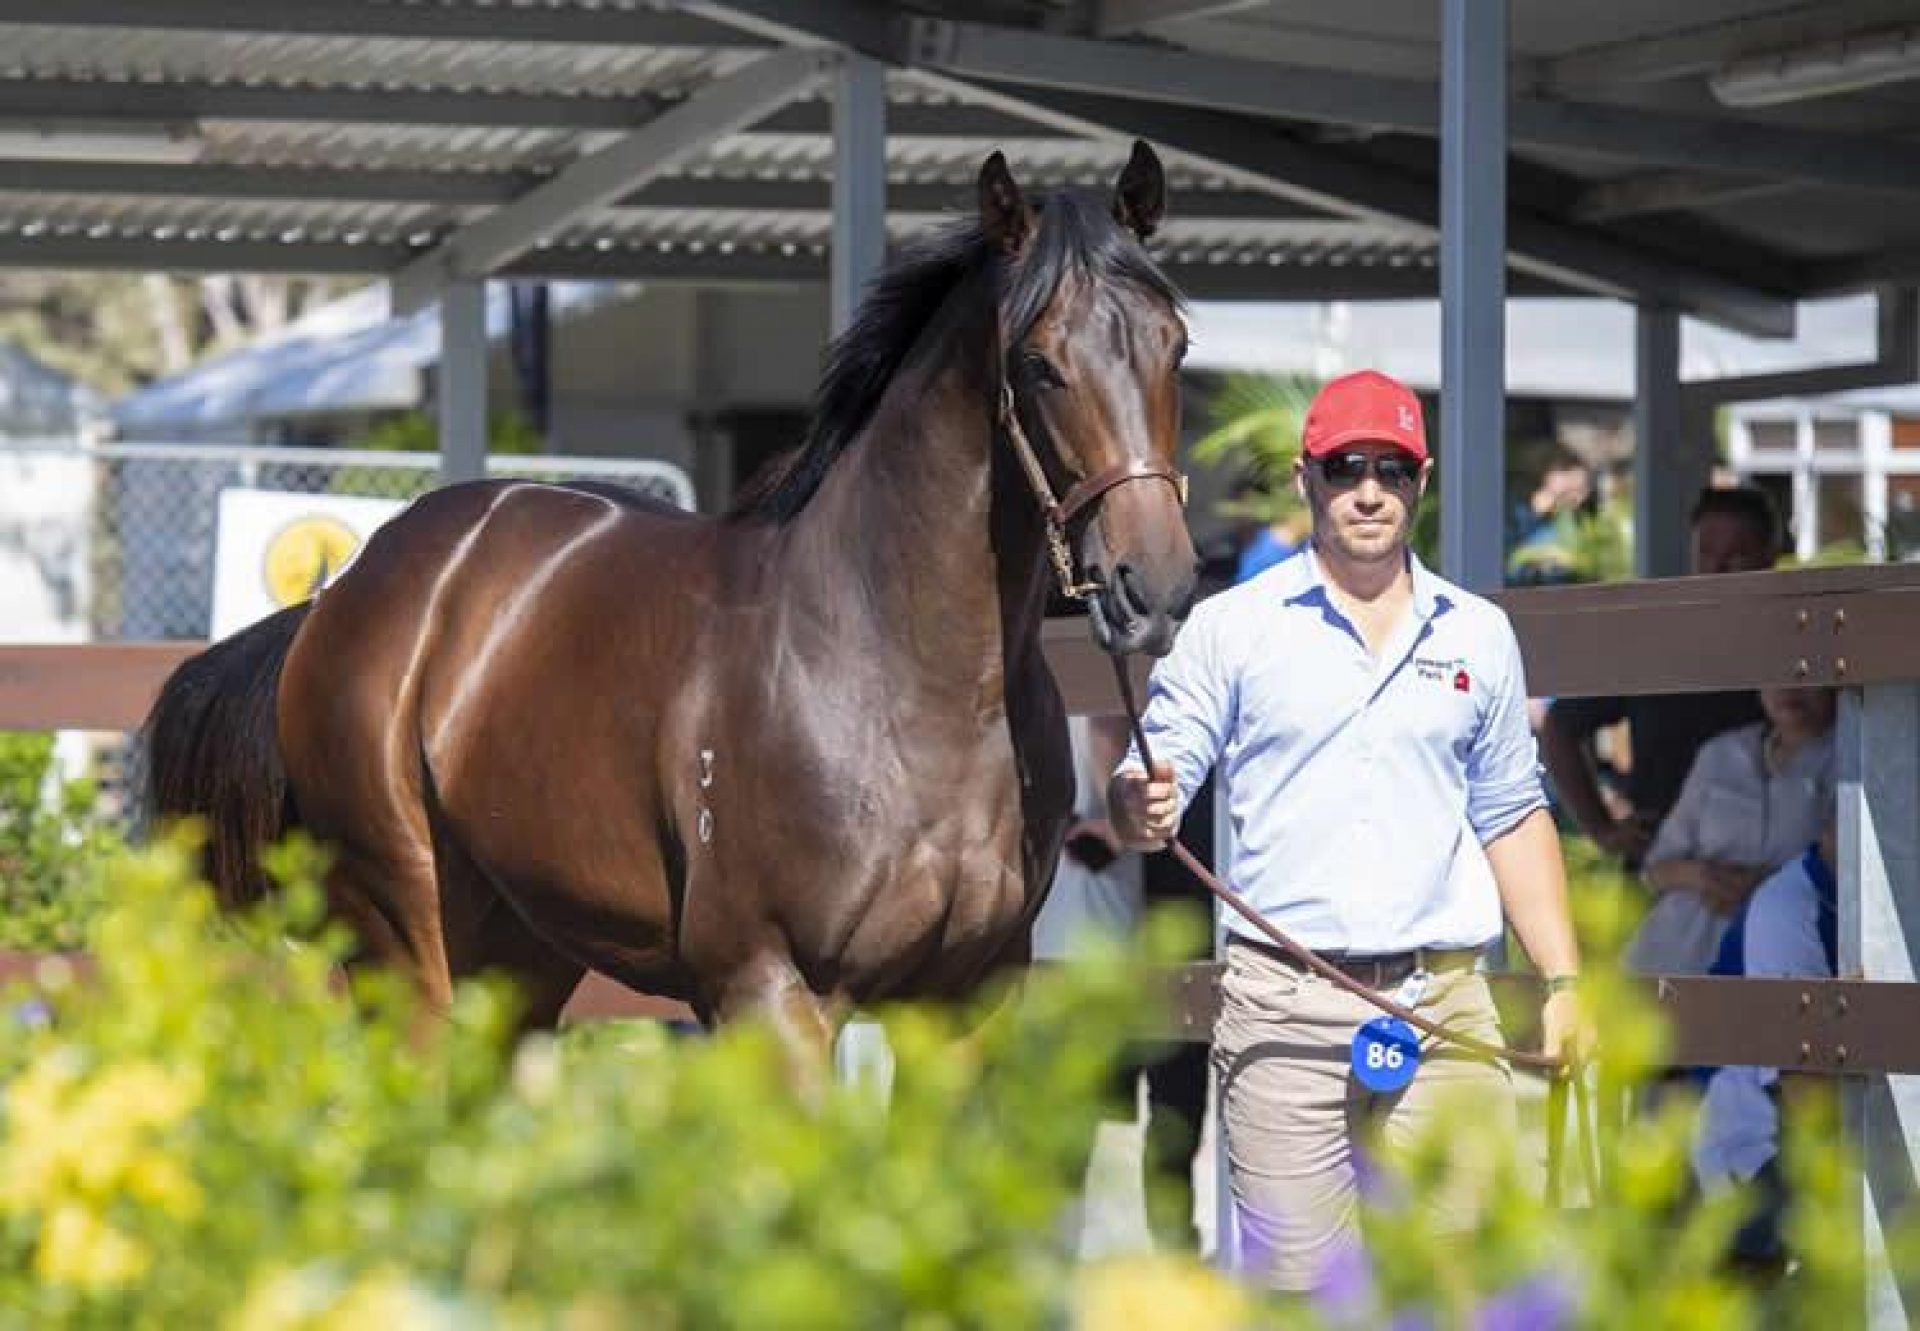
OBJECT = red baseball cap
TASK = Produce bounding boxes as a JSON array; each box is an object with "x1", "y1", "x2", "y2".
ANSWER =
[{"x1": 1300, "y1": 370, "x2": 1428, "y2": 461}]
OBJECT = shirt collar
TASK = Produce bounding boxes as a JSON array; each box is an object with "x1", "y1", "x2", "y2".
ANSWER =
[{"x1": 1281, "y1": 543, "x2": 1453, "y2": 623}]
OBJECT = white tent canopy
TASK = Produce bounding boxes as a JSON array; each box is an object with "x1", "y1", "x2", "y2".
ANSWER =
[
  {"x1": 1187, "y1": 294, "x2": 1883, "y2": 402},
  {"x1": 113, "y1": 280, "x2": 622, "y2": 439}
]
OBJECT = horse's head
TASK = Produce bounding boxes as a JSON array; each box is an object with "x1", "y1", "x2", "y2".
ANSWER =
[{"x1": 981, "y1": 142, "x2": 1198, "y2": 658}]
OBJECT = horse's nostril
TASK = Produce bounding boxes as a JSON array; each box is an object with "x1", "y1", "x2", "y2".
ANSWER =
[{"x1": 1114, "y1": 563, "x2": 1151, "y2": 618}]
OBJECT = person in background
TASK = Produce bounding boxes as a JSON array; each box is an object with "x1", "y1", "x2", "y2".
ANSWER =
[
  {"x1": 1691, "y1": 819, "x2": 1838, "y2": 1277},
  {"x1": 1540, "y1": 486, "x2": 1783, "y2": 868},
  {"x1": 1627, "y1": 686, "x2": 1835, "y2": 975},
  {"x1": 1037, "y1": 714, "x2": 1210, "y2": 1252},
  {"x1": 1506, "y1": 449, "x2": 1594, "y2": 588}
]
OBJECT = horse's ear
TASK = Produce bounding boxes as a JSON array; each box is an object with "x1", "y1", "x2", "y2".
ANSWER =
[
  {"x1": 1112, "y1": 139, "x2": 1166, "y2": 241},
  {"x1": 978, "y1": 150, "x2": 1034, "y2": 256}
]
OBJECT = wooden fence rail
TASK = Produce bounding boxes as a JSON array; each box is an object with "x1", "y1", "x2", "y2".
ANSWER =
[{"x1": 6, "y1": 561, "x2": 1920, "y2": 1070}]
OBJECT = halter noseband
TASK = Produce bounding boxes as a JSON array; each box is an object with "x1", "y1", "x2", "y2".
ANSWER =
[{"x1": 996, "y1": 377, "x2": 1188, "y2": 602}]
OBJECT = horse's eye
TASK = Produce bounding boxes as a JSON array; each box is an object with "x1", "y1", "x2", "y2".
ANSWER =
[
  {"x1": 1173, "y1": 335, "x2": 1191, "y2": 368},
  {"x1": 1020, "y1": 351, "x2": 1065, "y2": 389}
]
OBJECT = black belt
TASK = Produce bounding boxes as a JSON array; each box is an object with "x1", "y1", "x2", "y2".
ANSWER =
[{"x1": 1230, "y1": 935, "x2": 1481, "y2": 991}]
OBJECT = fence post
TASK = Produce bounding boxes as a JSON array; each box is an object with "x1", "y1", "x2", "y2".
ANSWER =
[{"x1": 1838, "y1": 682, "x2": 1920, "y2": 1326}]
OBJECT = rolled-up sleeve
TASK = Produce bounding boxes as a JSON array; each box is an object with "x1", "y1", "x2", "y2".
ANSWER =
[
  {"x1": 1467, "y1": 614, "x2": 1547, "y2": 843},
  {"x1": 1118, "y1": 598, "x2": 1233, "y2": 817}
]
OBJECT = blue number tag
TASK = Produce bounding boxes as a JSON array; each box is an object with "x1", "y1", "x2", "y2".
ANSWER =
[{"x1": 1351, "y1": 1016, "x2": 1421, "y2": 1093}]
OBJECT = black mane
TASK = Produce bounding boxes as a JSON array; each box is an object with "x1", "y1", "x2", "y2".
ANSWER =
[{"x1": 725, "y1": 186, "x2": 1181, "y2": 523}]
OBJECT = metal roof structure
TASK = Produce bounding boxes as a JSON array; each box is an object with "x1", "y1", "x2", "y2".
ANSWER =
[
  {"x1": 0, "y1": 4, "x2": 1456, "y2": 306},
  {"x1": 0, "y1": 0, "x2": 1916, "y2": 331},
  {"x1": 6, "y1": 0, "x2": 1920, "y2": 586}
]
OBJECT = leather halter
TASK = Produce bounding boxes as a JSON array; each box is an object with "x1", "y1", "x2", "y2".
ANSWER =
[{"x1": 996, "y1": 377, "x2": 1188, "y2": 602}]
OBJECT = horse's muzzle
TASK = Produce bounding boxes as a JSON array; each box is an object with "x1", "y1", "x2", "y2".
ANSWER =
[{"x1": 1090, "y1": 559, "x2": 1193, "y2": 657}]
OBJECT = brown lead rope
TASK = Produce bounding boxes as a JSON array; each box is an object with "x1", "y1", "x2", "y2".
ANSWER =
[{"x1": 1108, "y1": 655, "x2": 1603, "y2": 1200}]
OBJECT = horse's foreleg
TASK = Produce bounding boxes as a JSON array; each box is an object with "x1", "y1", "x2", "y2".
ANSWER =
[{"x1": 713, "y1": 958, "x2": 838, "y2": 1103}]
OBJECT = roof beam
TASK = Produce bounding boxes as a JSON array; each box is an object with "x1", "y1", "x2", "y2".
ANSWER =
[
  {"x1": 1569, "y1": 170, "x2": 1797, "y2": 223},
  {"x1": 900, "y1": 17, "x2": 1920, "y2": 196},
  {"x1": 677, "y1": 0, "x2": 897, "y2": 52},
  {"x1": 1092, "y1": 1, "x2": 1266, "y2": 37},
  {"x1": 0, "y1": 0, "x2": 766, "y2": 47},
  {"x1": 1804, "y1": 248, "x2": 1920, "y2": 297},
  {"x1": 0, "y1": 231, "x2": 1567, "y2": 299},
  {"x1": 927, "y1": 78, "x2": 1796, "y2": 336},
  {"x1": 0, "y1": 233, "x2": 414, "y2": 275},
  {"x1": 0, "y1": 79, "x2": 1056, "y2": 138},
  {"x1": 0, "y1": 159, "x2": 1324, "y2": 220},
  {"x1": 390, "y1": 48, "x2": 835, "y2": 314},
  {"x1": 1530, "y1": 0, "x2": 1920, "y2": 92}
]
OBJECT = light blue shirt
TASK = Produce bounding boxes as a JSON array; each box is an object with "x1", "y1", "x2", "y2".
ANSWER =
[{"x1": 1122, "y1": 546, "x2": 1545, "y2": 953}]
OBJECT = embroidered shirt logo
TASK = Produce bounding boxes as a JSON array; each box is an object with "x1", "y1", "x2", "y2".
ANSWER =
[{"x1": 1414, "y1": 654, "x2": 1471, "y2": 691}]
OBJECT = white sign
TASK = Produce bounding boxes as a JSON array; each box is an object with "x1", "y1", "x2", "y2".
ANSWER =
[{"x1": 210, "y1": 489, "x2": 404, "y2": 640}]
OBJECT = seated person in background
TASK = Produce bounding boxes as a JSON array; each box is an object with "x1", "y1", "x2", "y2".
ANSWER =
[
  {"x1": 1691, "y1": 821, "x2": 1838, "y2": 1273},
  {"x1": 1541, "y1": 487, "x2": 1782, "y2": 868},
  {"x1": 1035, "y1": 714, "x2": 1144, "y2": 963},
  {"x1": 1035, "y1": 713, "x2": 1210, "y2": 1254},
  {"x1": 1627, "y1": 686, "x2": 1835, "y2": 975}
]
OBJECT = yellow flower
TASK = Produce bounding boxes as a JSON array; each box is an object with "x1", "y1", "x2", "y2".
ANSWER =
[
  {"x1": 122, "y1": 1151, "x2": 205, "y2": 1220},
  {"x1": 322, "y1": 1271, "x2": 454, "y2": 1330},
  {"x1": 33, "y1": 1202, "x2": 151, "y2": 1289},
  {"x1": 1074, "y1": 1255, "x2": 1252, "y2": 1331},
  {"x1": 228, "y1": 1265, "x2": 454, "y2": 1331},
  {"x1": 0, "y1": 1052, "x2": 204, "y2": 1288},
  {"x1": 227, "y1": 1266, "x2": 331, "y2": 1331}
]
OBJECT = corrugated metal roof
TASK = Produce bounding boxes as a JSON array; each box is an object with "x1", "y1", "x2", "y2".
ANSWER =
[
  {"x1": 0, "y1": 5, "x2": 1432, "y2": 292},
  {"x1": 0, "y1": 24, "x2": 761, "y2": 95},
  {"x1": 0, "y1": 0, "x2": 1902, "y2": 329}
]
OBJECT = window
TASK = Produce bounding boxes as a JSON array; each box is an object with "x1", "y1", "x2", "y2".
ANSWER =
[
  {"x1": 1816, "y1": 474, "x2": 1867, "y2": 554},
  {"x1": 1888, "y1": 476, "x2": 1920, "y2": 560}
]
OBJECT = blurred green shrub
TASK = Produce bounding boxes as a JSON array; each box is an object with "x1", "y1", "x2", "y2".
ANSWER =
[
  {"x1": 0, "y1": 735, "x2": 118, "y2": 952},
  {"x1": 0, "y1": 828, "x2": 1908, "y2": 1328}
]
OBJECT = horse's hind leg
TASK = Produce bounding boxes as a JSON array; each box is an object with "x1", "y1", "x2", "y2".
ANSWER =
[
  {"x1": 460, "y1": 895, "x2": 588, "y2": 1037},
  {"x1": 326, "y1": 847, "x2": 457, "y2": 1013},
  {"x1": 712, "y1": 957, "x2": 839, "y2": 1102}
]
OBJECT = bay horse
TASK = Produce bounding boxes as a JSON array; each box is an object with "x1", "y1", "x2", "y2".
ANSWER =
[{"x1": 144, "y1": 143, "x2": 1197, "y2": 1085}]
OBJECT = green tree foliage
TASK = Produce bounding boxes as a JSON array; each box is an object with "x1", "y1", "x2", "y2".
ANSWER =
[
  {"x1": 0, "y1": 735, "x2": 113, "y2": 952},
  {"x1": 1190, "y1": 373, "x2": 1316, "y2": 533},
  {"x1": 0, "y1": 275, "x2": 346, "y2": 397}
]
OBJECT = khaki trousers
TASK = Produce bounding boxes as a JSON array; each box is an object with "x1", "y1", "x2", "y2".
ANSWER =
[{"x1": 1211, "y1": 937, "x2": 1516, "y2": 1291}]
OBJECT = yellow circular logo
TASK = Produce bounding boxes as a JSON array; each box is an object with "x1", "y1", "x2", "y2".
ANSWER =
[{"x1": 262, "y1": 515, "x2": 361, "y2": 607}]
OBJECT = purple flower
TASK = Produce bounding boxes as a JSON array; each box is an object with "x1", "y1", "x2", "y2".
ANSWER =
[
  {"x1": 1310, "y1": 1239, "x2": 1381, "y2": 1326},
  {"x1": 1476, "y1": 1272, "x2": 1578, "y2": 1331},
  {"x1": 1315, "y1": 1239, "x2": 1373, "y2": 1301}
]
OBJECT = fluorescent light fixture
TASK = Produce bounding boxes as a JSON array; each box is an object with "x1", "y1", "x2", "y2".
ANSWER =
[
  {"x1": 1711, "y1": 25, "x2": 1920, "y2": 108},
  {"x1": 0, "y1": 121, "x2": 203, "y2": 164}
]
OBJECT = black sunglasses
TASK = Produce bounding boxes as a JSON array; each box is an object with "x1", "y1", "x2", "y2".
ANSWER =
[{"x1": 1314, "y1": 451, "x2": 1423, "y2": 488}]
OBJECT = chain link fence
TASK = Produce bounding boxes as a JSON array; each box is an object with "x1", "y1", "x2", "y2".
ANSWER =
[
  {"x1": 2, "y1": 438, "x2": 694, "y2": 813},
  {"x1": 77, "y1": 441, "x2": 693, "y2": 642}
]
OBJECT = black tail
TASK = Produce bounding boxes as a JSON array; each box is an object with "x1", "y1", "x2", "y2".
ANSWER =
[{"x1": 143, "y1": 603, "x2": 312, "y2": 909}]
